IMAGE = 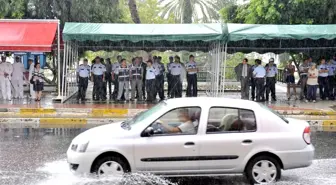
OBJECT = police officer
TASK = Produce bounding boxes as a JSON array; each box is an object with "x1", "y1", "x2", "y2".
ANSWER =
[
  {"x1": 166, "y1": 56, "x2": 174, "y2": 98},
  {"x1": 169, "y1": 56, "x2": 183, "y2": 98},
  {"x1": 265, "y1": 58, "x2": 278, "y2": 101},
  {"x1": 91, "y1": 56, "x2": 106, "y2": 101},
  {"x1": 153, "y1": 56, "x2": 165, "y2": 101},
  {"x1": 112, "y1": 55, "x2": 122, "y2": 100},
  {"x1": 12, "y1": 56, "x2": 25, "y2": 99},
  {"x1": 100, "y1": 58, "x2": 107, "y2": 100},
  {"x1": 253, "y1": 59, "x2": 266, "y2": 102},
  {"x1": 130, "y1": 57, "x2": 143, "y2": 101},
  {"x1": 145, "y1": 59, "x2": 156, "y2": 102},
  {"x1": 115, "y1": 59, "x2": 130, "y2": 102},
  {"x1": 317, "y1": 58, "x2": 329, "y2": 100},
  {"x1": 186, "y1": 55, "x2": 198, "y2": 97},
  {"x1": 76, "y1": 59, "x2": 90, "y2": 101},
  {"x1": 327, "y1": 59, "x2": 335, "y2": 100},
  {"x1": 299, "y1": 58, "x2": 310, "y2": 100}
]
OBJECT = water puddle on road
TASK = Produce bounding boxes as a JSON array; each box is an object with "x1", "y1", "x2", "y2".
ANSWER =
[
  {"x1": 33, "y1": 159, "x2": 336, "y2": 185},
  {"x1": 35, "y1": 159, "x2": 176, "y2": 185}
]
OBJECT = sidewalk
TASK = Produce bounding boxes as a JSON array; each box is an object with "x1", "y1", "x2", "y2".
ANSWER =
[{"x1": 0, "y1": 84, "x2": 335, "y2": 131}]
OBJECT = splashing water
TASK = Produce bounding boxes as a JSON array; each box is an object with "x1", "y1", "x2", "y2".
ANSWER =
[{"x1": 35, "y1": 159, "x2": 177, "y2": 185}]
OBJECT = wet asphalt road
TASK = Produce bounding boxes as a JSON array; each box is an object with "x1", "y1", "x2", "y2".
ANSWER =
[{"x1": 0, "y1": 128, "x2": 335, "y2": 185}]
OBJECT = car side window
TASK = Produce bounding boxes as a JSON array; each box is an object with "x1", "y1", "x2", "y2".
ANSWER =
[
  {"x1": 149, "y1": 107, "x2": 201, "y2": 136},
  {"x1": 206, "y1": 107, "x2": 257, "y2": 133}
]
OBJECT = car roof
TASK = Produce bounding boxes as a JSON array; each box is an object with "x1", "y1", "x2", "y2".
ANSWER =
[{"x1": 165, "y1": 97, "x2": 261, "y2": 110}]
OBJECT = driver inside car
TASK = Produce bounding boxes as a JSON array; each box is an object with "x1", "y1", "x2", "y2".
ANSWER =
[{"x1": 155, "y1": 108, "x2": 196, "y2": 134}]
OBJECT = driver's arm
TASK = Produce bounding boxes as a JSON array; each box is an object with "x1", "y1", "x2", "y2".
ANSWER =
[{"x1": 159, "y1": 122, "x2": 181, "y2": 133}]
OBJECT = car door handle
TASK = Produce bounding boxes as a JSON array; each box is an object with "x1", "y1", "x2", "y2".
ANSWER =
[
  {"x1": 242, "y1": 139, "x2": 253, "y2": 144},
  {"x1": 184, "y1": 142, "x2": 195, "y2": 146}
]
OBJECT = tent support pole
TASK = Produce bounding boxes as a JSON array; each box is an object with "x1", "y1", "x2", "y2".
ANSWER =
[
  {"x1": 57, "y1": 21, "x2": 61, "y2": 98},
  {"x1": 222, "y1": 43, "x2": 228, "y2": 96}
]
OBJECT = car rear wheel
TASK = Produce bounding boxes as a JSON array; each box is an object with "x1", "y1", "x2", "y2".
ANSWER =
[
  {"x1": 245, "y1": 156, "x2": 281, "y2": 184},
  {"x1": 92, "y1": 156, "x2": 129, "y2": 177}
]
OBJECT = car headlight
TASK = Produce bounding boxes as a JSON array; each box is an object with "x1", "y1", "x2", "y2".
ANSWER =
[{"x1": 71, "y1": 141, "x2": 89, "y2": 153}]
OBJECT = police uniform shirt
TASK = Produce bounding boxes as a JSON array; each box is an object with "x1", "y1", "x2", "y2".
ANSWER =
[
  {"x1": 112, "y1": 62, "x2": 120, "y2": 73},
  {"x1": 77, "y1": 64, "x2": 91, "y2": 78},
  {"x1": 318, "y1": 64, "x2": 328, "y2": 77},
  {"x1": 169, "y1": 63, "x2": 183, "y2": 76},
  {"x1": 92, "y1": 63, "x2": 106, "y2": 75},
  {"x1": 328, "y1": 64, "x2": 335, "y2": 76},
  {"x1": 186, "y1": 61, "x2": 197, "y2": 75},
  {"x1": 146, "y1": 66, "x2": 156, "y2": 80},
  {"x1": 253, "y1": 66, "x2": 266, "y2": 78},
  {"x1": 167, "y1": 62, "x2": 173, "y2": 74},
  {"x1": 265, "y1": 65, "x2": 278, "y2": 77},
  {"x1": 153, "y1": 62, "x2": 164, "y2": 76}
]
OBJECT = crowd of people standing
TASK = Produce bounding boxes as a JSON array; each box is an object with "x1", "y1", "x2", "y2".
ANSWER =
[
  {"x1": 235, "y1": 55, "x2": 336, "y2": 103},
  {"x1": 76, "y1": 54, "x2": 199, "y2": 102},
  {"x1": 0, "y1": 55, "x2": 44, "y2": 101}
]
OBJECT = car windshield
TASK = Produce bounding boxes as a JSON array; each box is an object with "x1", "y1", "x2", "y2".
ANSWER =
[
  {"x1": 260, "y1": 104, "x2": 289, "y2": 123},
  {"x1": 121, "y1": 101, "x2": 167, "y2": 130}
]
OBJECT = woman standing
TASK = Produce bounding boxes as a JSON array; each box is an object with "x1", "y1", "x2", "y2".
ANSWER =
[
  {"x1": 284, "y1": 61, "x2": 297, "y2": 100},
  {"x1": 32, "y1": 63, "x2": 44, "y2": 101},
  {"x1": 306, "y1": 63, "x2": 319, "y2": 103}
]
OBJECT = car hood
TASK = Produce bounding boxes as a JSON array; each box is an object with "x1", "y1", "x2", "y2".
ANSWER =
[{"x1": 72, "y1": 122, "x2": 130, "y2": 143}]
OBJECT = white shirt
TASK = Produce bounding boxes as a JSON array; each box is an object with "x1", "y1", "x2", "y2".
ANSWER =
[
  {"x1": 178, "y1": 121, "x2": 196, "y2": 134},
  {"x1": 265, "y1": 65, "x2": 278, "y2": 77},
  {"x1": 0, "y1": 62, "x2": 13, "y2": 80},
  {"x1": 91, "y1": 63, "x2": 106, "y2": 75},
  {"x1": 253, "y1": 65, "x2": 266, "y2": 78},
  {"x1": 307, "y1": 68, "x2": 319, "y2": 85},
  {"x1": 12, "y1": 62, "x2": 25, "y2": 80},
  {"x1": 169, "y1": 63, "x2": 183, "y2": 76},
  {"x1": 146, "y1": 66, "x2": 156, "y2": 80},
  {"x1": 29, "y1": 63, "x2": 34, "y2": 79},
  {"x1": 186, "y1": 61, "x2": 197, "y2": 75},
  {"x1": 77, "y1": 64, "x2": 91, "y2": 78}
]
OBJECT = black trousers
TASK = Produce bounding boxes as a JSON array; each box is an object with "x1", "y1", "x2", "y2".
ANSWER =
[
  {"x1": 328, "y1": 76, "x2": 335, "y2": 99},
  {"x1": 186, "y1": 74, "x2": 197, "y2": 97},
  {"x1": 142, "y1": 79, "x2": 146, "y2": 99},
  {"x1": 77, "y1": 77, "x2": 88, "y2": 100},
  {"x1": 255, "y1": 78, "x2": 265, "y2": 101},
  {"x1": 266, "y1": 77, "x2": 276, "y2": 100},
  {"x1": 318, "y1": 76, "x2": 328, "y2": 100},
  {"x1": 93, "y1": 75, "x2": 104, "y2": 100},
  {"x1": 105, "y1": 74, "x2": 112, "y2": 96},
  {"x1": 167, "y1": 74, "x2": 172, "y2": 97},
  {"x1": 146, "y1": 79, "x2": 156, "y2": 101},
  {"x1": 155, "y1": 74, "x2": 164, "y2": 100},
  {"x1": 171, "y1": 75, "x2": 182, "y2": 98},
  {"x1": 251, "y1": 78, "x2": 256, "y2": 100}
]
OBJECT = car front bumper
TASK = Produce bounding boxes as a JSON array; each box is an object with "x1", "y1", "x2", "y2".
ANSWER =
[
  {"x1": 67, "y1": 149, "x2": 98, "y2": 174},
  {"x1": 276, "y1": 144, "x2": 315, "y2": 170}
]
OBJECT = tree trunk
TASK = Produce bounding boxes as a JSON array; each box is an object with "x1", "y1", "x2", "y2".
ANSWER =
[
  {"x1": 182, "y1": 0, "x2": 193, "y2": 23},
  {"x1": 128, "y1": 0, "x2": 141, "y2": 23}
]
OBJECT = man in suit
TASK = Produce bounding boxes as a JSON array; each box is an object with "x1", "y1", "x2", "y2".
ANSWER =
[{"x1": 235, "y1": 58, "x2": 252, "y2": 100}]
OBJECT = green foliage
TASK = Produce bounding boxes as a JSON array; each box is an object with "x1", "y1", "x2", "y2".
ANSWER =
[{"x1": 220, "y1": 0, "x2": 336, "y2": 24}]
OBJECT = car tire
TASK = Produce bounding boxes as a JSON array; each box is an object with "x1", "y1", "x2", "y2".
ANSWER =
[
  {"x1": 245, "y1": 156, "x2": 281, "y2": 184},
  {"x1": 92, "y1": 155, "x2": 130, "y2": 177}
]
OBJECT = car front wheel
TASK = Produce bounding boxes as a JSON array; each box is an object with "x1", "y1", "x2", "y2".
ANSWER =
[
  {"x1": 245, "y1": 156, "x2": 281, "y2": 184},
  {"x1": 92, "y1": 156, "x2": 129, "y2": 177}
]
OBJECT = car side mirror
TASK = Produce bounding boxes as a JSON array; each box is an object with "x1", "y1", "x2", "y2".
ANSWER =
[{"x1": 142, "y1": 127, "x2": 154, "y2": 137}]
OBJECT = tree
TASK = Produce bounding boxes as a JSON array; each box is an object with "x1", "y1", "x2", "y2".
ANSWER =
[
  {"x1": 159, "y1": 0, "x2": 220, "y2": 23},
  {"x1": 128, "y1": 0, "x2": 141, "y2": 23}
]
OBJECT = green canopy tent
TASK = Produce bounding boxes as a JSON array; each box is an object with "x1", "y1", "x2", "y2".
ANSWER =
[{"x1": 60, "y1": 23, "x2": 226, "y2": 102}]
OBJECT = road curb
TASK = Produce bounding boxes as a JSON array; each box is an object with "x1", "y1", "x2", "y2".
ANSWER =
[{"x1": 0, "y1": 118, "x2": 334, "y2": 131}]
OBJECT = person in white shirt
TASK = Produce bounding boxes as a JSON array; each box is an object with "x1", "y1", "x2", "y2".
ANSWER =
[
  {"x1": 145, "y1": 60, "x2": 156, "y2": 102},
  {"x1": 0, "y1": 56, "x2": 13, "y2": 101},
  {"x1": 12, "y1": 56, "x2": 25, "y2": 99},
  {"x1": 306, "y1": 63, "x2": 319, "y2": 103},
  {"x1": 28, "y1": 58, "x2": 35, "y2": 98},
  {"x1": 157, "y1": 108, "x2": 195, "y2": 134}
]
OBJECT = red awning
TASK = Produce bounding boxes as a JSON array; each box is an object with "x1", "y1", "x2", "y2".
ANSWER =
[{"x1": 0, "y1": 20, "x2": 58, "y2": 52}]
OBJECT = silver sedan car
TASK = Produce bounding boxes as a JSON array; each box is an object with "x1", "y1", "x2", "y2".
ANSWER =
[{"x1": 67, "y1": 97, "x2": 314, "y2": 184}]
